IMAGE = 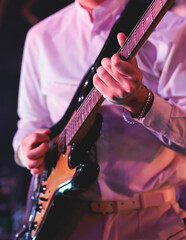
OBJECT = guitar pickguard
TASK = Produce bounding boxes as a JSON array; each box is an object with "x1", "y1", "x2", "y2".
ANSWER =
[{"x1": 27, "y1": 147, "x2": 100, "y2": 239}]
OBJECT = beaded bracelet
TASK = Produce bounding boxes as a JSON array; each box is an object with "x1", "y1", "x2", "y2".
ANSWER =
[
  {"x1": 122, "y1": 109, "x2": 137, "y2": 125},
  {"x1": 122, "y1": 90, "x2": 152, "y2": 125}
]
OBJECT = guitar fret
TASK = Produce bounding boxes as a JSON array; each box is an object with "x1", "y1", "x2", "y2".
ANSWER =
[
  {"x1": 95, "y1": 89, "x2": 99, "y2": 102},
  {"x1": 142, "y1": 17, "x2": 145, "y2": 34},
  {"x1": 127, "y1": 39, "x2": 130, "y2": 57},
  {"x1": 66, "y1": 131, "x2": 69, "y2": 146},
  {"x1": 134, "y1": 28, "x2": 137, "y2": 46},
  {"x1": 79, "y1": 114, "x2": 81, "y2": 127},
  {"x1": 130, "y1": 34, "x2": 137, "y2": 53},
  {"x1": 69, "y1": 128, "x2": 72, "y2": 142},
  {"x1": 88, "y1": 91, "x2": 92, "y2": 110},
  {"x1": 75, "y1": 119, "x2": 78, "y2": 134},
  {"x1": 72, "y1": 122, "x2": 75, "y2": 137},
  {"x1": 82, "y1": 112, "x2": 85, "y2": 122},
  {"x1": 95, "y1": 92, "x2": 99, "y2": 102},
  {"x1": 58, "y1": 130, "x2": 66, "y2": 153},
  {"x1": 135, "y1": 22, "x2": 143, "y2": 43},
  {"x1": 92, "y1": 93, "x2": 95, "y2": 107},
  {"x1": 152, "y1": 1, "x2": 159, "y2": 16},
  {"x1": 70, "y1": 128, "x2": 72, "y2": 143},
  {"x1": 84, "y1": 104, "x2": 87, "y2": 118},
  {"x1": 144, "y1": 14, "x2": 151, "y2": 32},
  {"x1": 121, "y1": 46, "x2": 129, "y2": 60},
  {"x1": 160, "y1": 0, "x2": 163, "y2": 8},
  {"x1": 86, "y1": 95, "x2": 90, "y2": 114},
  {"x1": 85, "y1": 101, "x2": 89, "y2": 117},
  {"x1": 150, "y1": 4, "x2": 154, "y2": 22},
  {"x1": 91, "y1": 91, "x2": 94, "y2": 110},
  {"x1": 88, "y1": 101, "x2": 91, "y2": 113},
  {"x1": 152, "y1": 5, "x2": 159, "y2": 17}
]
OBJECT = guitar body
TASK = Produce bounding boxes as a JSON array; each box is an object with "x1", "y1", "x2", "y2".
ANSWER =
[
  {"x1": 16, "y1": 112, "x2": 102, "y2": 240},
  {"x1": 29, "y1": 149, "x2": 76, "y2": 239},
  {"x1": 28, "y1": 150, "x2": 99, "y2": 239}
]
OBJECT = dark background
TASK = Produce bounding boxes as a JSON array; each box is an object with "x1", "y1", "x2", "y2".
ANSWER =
[
  {"x1": 0, "y1": 1, "x2": 74, "y2": 239},
  {"x1": 0, "y1": 0, "x2": 185, "y2": 239}
]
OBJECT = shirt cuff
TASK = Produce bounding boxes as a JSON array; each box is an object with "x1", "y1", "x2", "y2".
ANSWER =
[
  {"x1": 14, "y1": 145, "x2": 29, "y2": 169},
  {"x1": 137, "y1": 93, "x2": 172, "y2": 134}
]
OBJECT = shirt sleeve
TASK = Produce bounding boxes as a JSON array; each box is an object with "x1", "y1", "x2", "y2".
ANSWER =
[
  {"x1": 12, "y1": 28, "x2": 53, "y2": 162},
  {"x1": 138, "y1": 16, "x2": 186, "y2": 152}
]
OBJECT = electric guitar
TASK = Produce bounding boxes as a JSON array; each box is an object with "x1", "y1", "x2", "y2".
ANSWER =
[{"x1": 16, "y1": 0, "x2": 175, "y2": 239}]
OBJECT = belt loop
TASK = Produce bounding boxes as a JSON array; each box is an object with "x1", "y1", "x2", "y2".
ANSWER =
[
  {"x1": 140, "y1": 192, "x2": 165, "y2": 208},
  {"x1": 140, "y1": 186, "x2": 176, "y2": 208}
]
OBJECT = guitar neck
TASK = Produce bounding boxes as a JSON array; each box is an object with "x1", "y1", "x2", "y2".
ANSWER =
[
  {"x1": 59, "y1": 0, "x2": 174, "y2": 149},
  {"x1": 57, "y1": 88, "x2": 104, "y2": 151},
  {"x1": 65, "y1": 87, "x2": 103, "y2": 146}
]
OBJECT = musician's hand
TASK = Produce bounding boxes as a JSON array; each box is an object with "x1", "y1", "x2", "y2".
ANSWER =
[
  {"x1": 93, "y1": 32, "x2": 149, "y2": 116},
  {"x1": 20, "y1": 129, "x2": 51, "y2": 175}
]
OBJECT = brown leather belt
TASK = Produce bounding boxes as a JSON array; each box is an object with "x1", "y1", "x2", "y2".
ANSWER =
[{"x1": 89, "y1": 186, "x2": 176, "y2": 214}]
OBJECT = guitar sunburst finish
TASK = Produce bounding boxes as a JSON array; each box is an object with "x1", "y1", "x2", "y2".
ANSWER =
[{"x1": 31, "y1": 147, "x2": 75, "y2": 238}]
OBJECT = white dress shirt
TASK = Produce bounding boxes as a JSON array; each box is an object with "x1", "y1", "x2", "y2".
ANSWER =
[{"x1": 13, "y1": 0, "x2": 186, "y2": 202}]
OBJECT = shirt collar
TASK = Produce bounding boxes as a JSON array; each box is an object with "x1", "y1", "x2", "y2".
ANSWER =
[
  {"x1": 93, "y1": 0, "x2": 129, "y2": 20},
  {"x1": 75, "y1": 0, "x2": 129, "y2": 26}
]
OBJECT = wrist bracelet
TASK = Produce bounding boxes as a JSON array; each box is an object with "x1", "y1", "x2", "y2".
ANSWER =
[
  {"x1": 122, "y1": 89, "x2": 152, "y2": 125},
  {"x1": 122, "y1": 109, "x2": 137, "y2": 125},
  {"x1": 137, "y1": 90, "x2": 152, "y2": 119}
]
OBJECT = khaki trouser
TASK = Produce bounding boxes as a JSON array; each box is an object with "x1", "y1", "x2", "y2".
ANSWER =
[{"x1": 37, "y1": 187, "x2": 186, "y2": 240}]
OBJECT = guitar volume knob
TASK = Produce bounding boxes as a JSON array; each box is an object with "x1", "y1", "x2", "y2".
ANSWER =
[
  {"x1": 40, "y1": 185, "x2": 47, "y2": 194},
  {"x1": 35, "y1": 203, "x2": 43, "y2": 213},
  {"x1": 29, "y1": 221, "x2": 37, "y2": 232}
]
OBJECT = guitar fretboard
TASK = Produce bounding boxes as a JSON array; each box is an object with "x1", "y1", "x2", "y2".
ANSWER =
[{"x1": 65, "y1": 87, "x2": 102, "y2": 145}]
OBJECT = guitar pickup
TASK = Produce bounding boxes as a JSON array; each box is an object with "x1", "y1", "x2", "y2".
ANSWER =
[{"x1": 39, "y1": 197, "x2": 48, "y2": 202}]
